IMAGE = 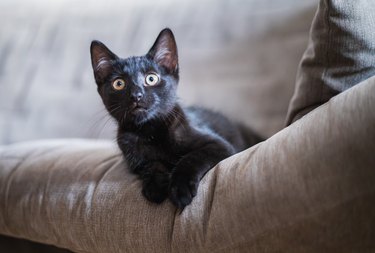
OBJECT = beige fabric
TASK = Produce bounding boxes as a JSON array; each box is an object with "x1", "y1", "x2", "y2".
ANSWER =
[{"x1": 1, "y1": 75, "x2": 375, "y2": 252}]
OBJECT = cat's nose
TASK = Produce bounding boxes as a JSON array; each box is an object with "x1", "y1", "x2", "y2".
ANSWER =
[{"x1": 131, "y1": 92, "x2": 143, "y2": 102}]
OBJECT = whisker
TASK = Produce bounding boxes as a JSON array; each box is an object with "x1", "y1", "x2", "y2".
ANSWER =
[{"x1": 86, "y1": 103, "x2": 122, "y2": 139}]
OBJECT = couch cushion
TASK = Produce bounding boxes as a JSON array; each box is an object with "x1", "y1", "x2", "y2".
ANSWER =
[{"x1": 286, "y1": 0, "x2": 375, "y2": 124}]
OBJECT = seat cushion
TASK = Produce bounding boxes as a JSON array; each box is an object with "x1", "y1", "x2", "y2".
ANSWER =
[{"x1": 286, "y1": 0, "x2": 375, "y2": 124}]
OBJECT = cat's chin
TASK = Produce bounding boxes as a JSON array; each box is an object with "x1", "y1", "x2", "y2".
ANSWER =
[{"x1": 128, "y1": 110, "x2": 152, "y2": 126}]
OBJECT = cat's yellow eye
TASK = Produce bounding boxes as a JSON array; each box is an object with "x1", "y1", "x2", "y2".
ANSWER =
[
  {"x1": 112, "y1": 79, "x2": 126, "y2": 90},
  {"x1": 145, "y1": 73, "x2": 159, "y2": 86}
]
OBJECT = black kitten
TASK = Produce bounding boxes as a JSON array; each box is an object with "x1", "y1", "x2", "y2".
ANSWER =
[{"x1": 90, "y1": 28, "x2": 260, "y2": 209}]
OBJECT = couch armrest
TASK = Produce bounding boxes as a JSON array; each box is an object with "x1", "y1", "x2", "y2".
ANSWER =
[{"x1": 1, "y1": 77, "x2": 375, "y2": 253}]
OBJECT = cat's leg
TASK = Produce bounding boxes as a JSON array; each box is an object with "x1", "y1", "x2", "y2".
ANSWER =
[
  {"x1": 118, "y1": 135, "x2": 170, "y2": 204},
  {"x1": 126, "y1": 159, "x2": 170, "y2": 204},
  {"x1": 139, "y1": 162, "x2": 170, "y2": 204},
  {"x1": 169, "y1": 137, "x2": 235, "y2": 209}
]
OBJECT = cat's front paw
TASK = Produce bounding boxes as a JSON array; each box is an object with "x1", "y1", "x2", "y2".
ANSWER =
[
  {"x1": 142, "y1": 172, "x2": 169, "y2": 204},
  {"x1": 169, "y1": 173, "x2": 199, "y2": 209}
]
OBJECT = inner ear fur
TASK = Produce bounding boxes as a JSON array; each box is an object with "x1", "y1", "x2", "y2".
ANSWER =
[
  {"x1": 90, "y1": 40, "x2": 118, "y2": 83},
  {"x1": 147, "y1": 28, "x2": 178, "y2": 74}
]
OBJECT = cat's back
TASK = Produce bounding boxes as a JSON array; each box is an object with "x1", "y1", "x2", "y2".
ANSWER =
[{"x1": 184, "y1": 106, "x2": 247, "y2": 152}]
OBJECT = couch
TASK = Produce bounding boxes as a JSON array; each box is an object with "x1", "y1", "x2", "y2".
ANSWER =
[{"x1": 1, "y1": 0, "x2": 375, "y2": 252}]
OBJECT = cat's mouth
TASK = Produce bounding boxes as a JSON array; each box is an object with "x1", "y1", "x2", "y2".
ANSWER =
[{"x1": 130, "y1": 103, "x2": 148, "y2": 113}]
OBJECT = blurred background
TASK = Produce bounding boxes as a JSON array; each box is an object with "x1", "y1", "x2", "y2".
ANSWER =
[{"x1": 0, "y1": 0, "x2": 318, "y2": 145}]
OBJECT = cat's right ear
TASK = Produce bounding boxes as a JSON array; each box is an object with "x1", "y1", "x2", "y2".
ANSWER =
[{"x1": 90, "y1": 40, "x2": 118, "y2": 84}]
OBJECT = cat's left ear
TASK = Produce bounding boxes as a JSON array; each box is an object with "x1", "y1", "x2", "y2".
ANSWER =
[
  {"x1": 147, "y1": 28, "x2": 178, "y2": 74},
  {"x1": 90, "y1": 40, "x2": 118, "y2": 84}
]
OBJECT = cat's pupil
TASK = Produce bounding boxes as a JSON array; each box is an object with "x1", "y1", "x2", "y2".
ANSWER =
[{"x1": 149, "y1": 76, "x2": 154, "y2": 82}]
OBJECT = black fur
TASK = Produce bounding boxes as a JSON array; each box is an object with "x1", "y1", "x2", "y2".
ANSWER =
[{"x1": 90, "y1": 28, "x2": 261, "y2": 209}]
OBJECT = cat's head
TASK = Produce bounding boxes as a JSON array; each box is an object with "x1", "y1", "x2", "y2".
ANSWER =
[{"x1": 90, "y1": 28, "x2": 179, "y2": 126}]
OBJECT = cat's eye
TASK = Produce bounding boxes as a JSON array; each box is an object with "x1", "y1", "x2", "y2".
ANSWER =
[
  {"x1": 112, "y1": 79, "x2": 126, "y2": 91},
  {"x1": 145, "y1": 73, "x2": 159, "y2": 86}
]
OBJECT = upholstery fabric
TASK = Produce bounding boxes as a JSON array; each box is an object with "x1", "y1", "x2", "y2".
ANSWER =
[
  {"x1": 1, "y1": 76, "x2": 374, "y2": 252},
  {"x1": 286, "y1": 0, "x2": 375, "y2": 124}
]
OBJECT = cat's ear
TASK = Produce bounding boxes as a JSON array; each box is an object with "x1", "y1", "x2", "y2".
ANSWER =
[
  {"x1": 90, "y1": 40, "x2": 118, "y2": 83},
  {"x1": 147, "y1": 28, "x2": 178, "y2": 74}
]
